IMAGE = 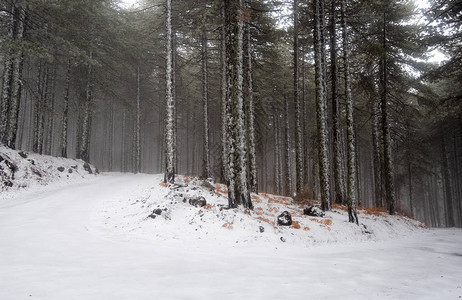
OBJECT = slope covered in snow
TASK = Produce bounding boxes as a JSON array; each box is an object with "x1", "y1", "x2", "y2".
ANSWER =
[
  {"x1": 0, "y1": 145, "x2": 97, "y2": 195},
  {"x1": 0, "y1": 173, "x2": 461, "y2": 300},
  {"x1": 96, "y1": 174, "x2": 427, "y2": 247}
]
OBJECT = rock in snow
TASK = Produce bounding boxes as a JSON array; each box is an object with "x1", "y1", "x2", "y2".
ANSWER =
[
  {"x1": 303, "y1": 205, "x2": 325, "y2": 217},
  {"x1": 277, "y1": 211, "x2": 292, "y2": 226}
]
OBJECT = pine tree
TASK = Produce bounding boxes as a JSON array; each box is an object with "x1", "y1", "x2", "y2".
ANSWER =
[
  {"x1": 313, "y1": 0, "x2": 331, "y2": 211},
  {"x1": 341, "y1": 0, "x2": 358, "y2": 224},
  {"x1": 164, "y1": 0, "x2": 175, "y2": 183}
]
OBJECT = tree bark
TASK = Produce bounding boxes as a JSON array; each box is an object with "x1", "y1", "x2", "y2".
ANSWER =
[
  {"x1": 341, "y1": 0, "x2": 358, "y2": 224},
  {"x1": 313, "y1": 0, "x2": 331, "y2": 211},
  {"x1": 135, "y1": 65, "x2": 141, "y2": 173},
  {"x1": 293, "y1": 0, "x2": 303, "y2": 194},
  {"x1": 202, "y1": 24, "x2": 211, "y2": 179},
  {"x1": 164, "y1": 0, "x2": 175, "y2": 183},
  {"x1": 246, "y1": 21, "x2": 258, "y2": 194},
  {"x1": 6, "y1": 6, "x2": 26, "y2": 149},
  {"x1": 330, "y1": 0, "x2": 344, "y2": 205},
  {"x1": 380, "y1": 13, "x2": 395, "y2": 215}
]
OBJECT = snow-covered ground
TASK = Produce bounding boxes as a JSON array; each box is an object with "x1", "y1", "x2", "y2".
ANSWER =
[{"x1": 1, "y1": 173, "x2": 461, "y2": 300}]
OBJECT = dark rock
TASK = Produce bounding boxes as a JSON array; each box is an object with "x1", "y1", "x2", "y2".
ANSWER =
[
  {"x1": 83, "y1": 163, "x2": 93, "y2": 174},
  {"x1": 95, "y1": 168, "x2": 99, "y2": 174},
  {"x1": 259, "y1": 226, "x2": 265, "y2": 233},
  {"x1": 303, "y1": 205, "x2": 325, "y2": 217},
  {"x1": 280, "y1": 237, "x2": 286, "y2": 242},
  {"x1": 71, "y1": 165, "x2": 78, "y2": 169},
  {"x1": 18, "y1": 151, "x2": 27, "y2": 159},
  {"x1": 57, "y1": 167, "x2": 65, "y2": 172},
  {"x1": 28, "y1": 159, "x2": 35, "y2": 165},
  {"x1": 153, "y1": 209, "x2": 163, "y2": 215},
  {"x1": 188, "y1": 197, "x2": 207, "y2": 207},
  {"x1": 148, "y1": 214, "x2": 157, "y2": 219},
  {"x1": 277, "y1": 211, "x2": 292, "y2": 226},
  {"x1": 32, "y1": 169, "x2": 42, "y2": 178},
  {"x1": 68, "y1": 168, "x2": 73, "y2": 174}
]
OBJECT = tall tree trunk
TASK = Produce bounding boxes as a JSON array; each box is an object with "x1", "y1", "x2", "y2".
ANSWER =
[
  {"x1": 234, "y1": 0, "x2": 252, "y2": 209},
  {"x1": 246, "y1": 21, "x2": 258, "y2": 194},
  {"x1": 61, "y1": 59, "x2": 71, "y2": 158},
  {"x1": 202, "y1": 24, "x2": 211, "y2": 179},
  {"x1": 0, "y1": 3, "x2": 16, "y2": 144},
  {"x1": 164, "y1": 0, "x2": 175, "y2": 183},
  {"x1": 313, "y1": 0, "x2": 331, "y2": 211},
  {"x1": 223, "y1": 0, "x2": 237, "y2": 208},
  {"x1": 284, "y1": 93, "x2": 292, "y2": 196},
  {"x1": 45, "y1": 65, "x2": 57, "y2": 155},
  {"x1": 330, "y1": 0, "x2": 344, "y2": 204},
  {"x1": 221, "y1": 3, "x2": 229, "y2": 184},
  {"x1": 135, "y1": 65, "x2": 141, "y2": 173},
  {"x1": 293, "y1": 0, "x2": 303, "y2": 194},
  {"x1": 274, "y1": 106, "x2": 281, "y2": 195},
  {"x1": 442, "y1": 134, "x2": 454, "y2": 227},
  {"x1": 6, "y1": 6, "x2": 26, "y2": 149},
  {"x1": 371, "y1": 93, "x2": 382, "y2": 208},
  {"x1": 380, "y1": 13, "x2": 395, "y2": 215},
  {"x1": 79, "y1": 54, "x2": 93, "y2": 163},
  {"x1": 341, "y1": 0, "x2": 358, "y2": 224}
]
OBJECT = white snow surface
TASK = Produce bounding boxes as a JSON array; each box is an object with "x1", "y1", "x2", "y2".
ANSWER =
[
  {"x1": 0, "y1": 154, "x2": 461, "y2": 299},
  {"x1": 0, "y1": 145, "x2": 97, "y2": 193}
]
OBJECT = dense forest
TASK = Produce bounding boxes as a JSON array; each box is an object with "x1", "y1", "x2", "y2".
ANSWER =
[{"x1": 0, "y1": 0, "x2": 461, "y2": 227}]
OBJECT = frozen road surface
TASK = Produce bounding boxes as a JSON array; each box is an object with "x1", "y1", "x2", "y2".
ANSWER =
[{"x1": 0, "y1": 174, "x2": 461, "y2": 299}]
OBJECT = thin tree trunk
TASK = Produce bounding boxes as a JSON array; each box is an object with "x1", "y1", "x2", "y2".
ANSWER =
[
  {"x1": 224, "y1": 0, "x2": 237, "y2": 208},
  {"x1": 442, "y1": 134, "x2": 454, "y2": 227},
  {"x1": 293, "y1": 0, "x2": 303, "y2": 194},
  {"x1": 314, "y1": 0, "x2": 331, "y2": 211},
  {"x1": 164, "y1": 0, "x2": 175, "y2": 183},
  {"x1": 79, "y1": 54, "x2": 93, "y2": 163},
  {"x1": 135, "y1": 65, "x2": 141, "y2": 173},
  {"x1": 246, "y1": 21, "x2": 258, "y2": 194},
  {"x1": 341, "y1": 0, "x2": 358, "y2": 224},
  {"x1": 274, "y1": 105, "x2": 281, "y2": 195},
  {"x1": 330, "y1": 0, "x2": 344, "y2": 205},
  {"x1": 0, "y1": 3, "x2": 16, "y2": 143},
  {"x1": 380, "y1": 13, "x2": 395, "y2": 215},
  {"x1": 61, "y1": 59, "x2": 71, "y2": 158},
  {"x1": 221, "y1": 3, "x2": 229, "y2": 184},
  {"x1": 202, "y1": 24, "x2": 211, "y2": 179},
  {"x1": 6, "y1": 6, "x2": 26, "y2": 149},
  {"x1": 284, "y1": 93, "x2": 292, "y2": 196}
]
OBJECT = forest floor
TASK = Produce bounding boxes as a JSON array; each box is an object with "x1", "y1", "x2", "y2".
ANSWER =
[{"x1": 0, "y1": 171, "x2": 461, "y2": 299}]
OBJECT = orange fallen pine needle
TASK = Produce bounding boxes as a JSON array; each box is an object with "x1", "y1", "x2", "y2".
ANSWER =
[
  {"x1": 222, "y1": 222, "x2": 233, "y2": 229},
  {"x1": 292, "y1": 221, "x2": 301, "y2": 229}
]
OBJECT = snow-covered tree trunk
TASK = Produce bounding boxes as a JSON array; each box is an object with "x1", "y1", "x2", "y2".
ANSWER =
[
  {"x1": 221, "y1": 4, "x2": 230, "y2": 184},
  {"x1": 0, "y1": 3, "x2": 16, "y2": 144},
  {"x1": 341, "y1": 0, "x2": 358, "y2": 224},
  {"x1": 246, "y1": 22, "x2": 258, "y2": 194},
  {"x1": 293, "y1": 0, "x2": 303, "y2": 194},
  {"x1": 164, "y1": 0, "x2": 175, "y2": 183},
  {"x1": 202, "y1": 25, "x2": 211, "y2": 179},
  {"x1": 79, "y1": 55, "x2": 93, "y2": 163},
  {"x1": 313, "y1": 0, "x2": 331, "y2": 211},
  {"x1": 234, "y1": 0, "x2": 252, "y2": 209},
  {"x1": 441, "y1": 135, "x2": 454, "y2": 227},
  {"x1": 330, "y1": 0, "x2": 344, "y2": 205},
  {"x1": 274, "y1": 106, "x2": 281, "y2": 195},
  {"x1": 6, "y1": 6, "x2": 26, "y2": 149},
  {"x1": 284, "y1": 93, "x2": 292, "y2": 196},
  {"x1": 380, "y1": 13, "x2": 395, "y2": 215},
  {"x1": 135, "y1": 65, "x2": 141, "y2": 174},
  {"x1": 223, "y1": 0, "x2": 237, "y2": 208},
  {"x1": 45, "y1": 65, "x2": 57, "y2": 155},
  {"x1": 61, "y1": 59, "x2": 71, "y2": 158},
  {"x1": 371, "y1": 91, "x2": 382, "y2": 208},
  {"x1": 122, "y1": 110, "x2": 126, "y2": 172}
]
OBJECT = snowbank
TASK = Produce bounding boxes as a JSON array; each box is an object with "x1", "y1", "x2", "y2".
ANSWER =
[
  {"x1": 0, "y1": 145, "x2": 97, "y2": 197},
  {"x1": 96, "y1": 174, "x2": 427, "y2": 247}
]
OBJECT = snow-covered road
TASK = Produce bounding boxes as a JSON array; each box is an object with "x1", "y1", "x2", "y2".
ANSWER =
[{"x1": 0, "y1": 174, "x2": 461, "y2": 300}]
